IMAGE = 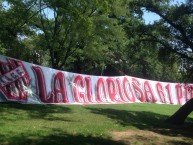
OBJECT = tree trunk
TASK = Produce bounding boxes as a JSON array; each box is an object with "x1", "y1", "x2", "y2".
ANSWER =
[{"x1": 165, "y1": 98, "x2": 193, "y2": 125}]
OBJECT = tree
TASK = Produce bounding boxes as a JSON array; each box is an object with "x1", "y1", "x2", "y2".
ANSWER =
[
  {"x1": 0, "y1": 0, "x2": 131, "y2": 75},
  {"x1": 127, "y1": 0, "x2": 193, "y2": 123},
  {"x1": 0, "y1": 1, "x2": 42, "y2": 62},
  {"x1": 30, "y1": 0, "x2": 112, "y2": 70},
  {"x1": 165, "y1": 98, "x2": 193, "y2": 125},
  {"x1": 0, "y1": 0, "x2": 186, "y2": 81},
  {"x1": 128, "y1": 0, "x2": 193, "y2": 81},
  {"x1": 84, "y1": 0, "x2": 181, "y2": 81}
]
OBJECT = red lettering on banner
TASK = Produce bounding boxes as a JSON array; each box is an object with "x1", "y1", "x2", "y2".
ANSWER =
[
  {"x1": 10, "y1": 72, "x2": 19, "y2": 79},
  {"x1": 184, "y1": 85, "x2": 193, "y2": 102},
  {"x1": 0, "y1": 77, "x2": 6, "y2": 85},
  {"x1": 132, "y1": 78, "x2": 145, "y2": 102},
  {"x1": 107, "y1": 78, "x2": 118, "y2": 102},
  {"x1": 73, "y1": 75, "x2": 88, "y2": 103},
  {"x1": 9, "y1": 59, "x2": 30, "y2": 86},
  {"x1": 32, "y1": 66, "x2": 68, "y2": 103},
  {"x1": 156, "y1": 82, "x2": 166, "y2": 103},
  {"x1": 0, "y1": 67, "x2": 24, "y2": 86},
  {"x1": 123, "y1": 77, "x2": 135, "y2": 102},
  {"x1": 97, "y1": 78, "x2": 108, "y2": 103},
  {"x1": 32, "y1": 66, "x2": 54, "y2": 103},
  {"x1": 144, "y1": 81, "x2": 157, "y2": 103},
  {"x1": 2, "y1": 56, "x2": 193, "y2": 105},
  {"x1": 16, "y1": 68, "x2": 24, "y2": 76},
  {"x1": 54, "y1": 72, "x2": 68, "y2": 103},
  {"x1": 72, "y1": 76, "x2": 96, "y2": 103},
  {"x1": 175, "y1": 84, "x2": 183, "y2": 105},
  {"x1": 16, "y1": 80, "x2": 27, "y2": 101},
  {"x1": 184, "y1": 85, "x2": 190, "y2": 102},
  {"x1": 116, "y1": 78, "x2": 129, "y2": 102},
  {"x1": 190, "y1": 85, "x2": 193, "y2": 98},
  {"x1": 0, "y1": 59, "x2": 30, "y2": 101},
  {"x1": 165, "y1": 84, "x2": 174, "y2": 104},
  {"x1": 85, "y1": 77, "x2": 95, "y2": 103},
  {"x1": 4, "y1": 75, "x2": 13, "y2": 82}
]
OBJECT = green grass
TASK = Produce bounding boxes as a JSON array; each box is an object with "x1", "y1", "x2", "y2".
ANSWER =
[{"x1": 0, "y1": 102, "x2": 193, "y2": 145}]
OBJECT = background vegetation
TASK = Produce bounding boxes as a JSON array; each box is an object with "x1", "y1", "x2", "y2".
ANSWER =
[
  {"x1": 0, "y1": 0, "x2": 192, "y2": 82},
  {"x1": 1, "y1": 1, "x2": 193, "y2": 144}
]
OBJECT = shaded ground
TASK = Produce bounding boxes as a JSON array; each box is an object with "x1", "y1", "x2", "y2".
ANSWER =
[
  {"x1": 86, "y1": 107, "x2": 193, "y2": 145},
  {"x1": 0, "y1": 132, "x2": 126, "y2": 145},
  {"x1": 111, "y1": 129, "x2": 193, "y2": 145},
  {"x1": 0, "y1": 103, "x2": 193, "y2": 145}
]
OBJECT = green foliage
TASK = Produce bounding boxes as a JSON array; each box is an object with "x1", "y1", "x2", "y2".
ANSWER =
[
  {"x1": 0, "y1": 44, "x2": 7, "y2": 54},
  {"x1": 0, "y1": 0, "x2": 38, "y2": 59},
  {"x1": 31, "y1": 0, "x2": 114, "y2": 70},
  {"x1": 0, "y1": 0, "x2": 192, "y2": 82},
  {"x1": 128, "y1": 0, "x2": 193, "y2": 82}
]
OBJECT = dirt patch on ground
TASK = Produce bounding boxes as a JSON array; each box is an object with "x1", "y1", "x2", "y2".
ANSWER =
[{"x1": 110, "y1": 129, "x2": 192, "y2": 145}]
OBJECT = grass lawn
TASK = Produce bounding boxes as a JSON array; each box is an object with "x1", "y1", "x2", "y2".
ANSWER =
[{"x1": 0, "y1": 102, "x2": 193, "y2": 145}]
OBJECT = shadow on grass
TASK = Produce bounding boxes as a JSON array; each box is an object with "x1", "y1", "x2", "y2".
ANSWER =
[
  {"x1": 167, "y1": 140, "x2": 193, "y2": 145},
  {"x1": 0, "y1": 131, "x2": 126, "y2": 145},
  {"x1": 0, "y1": 102, "x2": 72, "y2": 121},
  {"x1": 86, "y1": 107, "x2": 193, "y2": 138}
]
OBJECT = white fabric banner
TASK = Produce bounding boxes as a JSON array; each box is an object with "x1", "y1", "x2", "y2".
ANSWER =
[{"x1": 0, "y1": 55, "x2": 192, "y2": 105}]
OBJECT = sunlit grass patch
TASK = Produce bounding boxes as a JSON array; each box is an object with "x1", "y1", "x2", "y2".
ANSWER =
[{"x1": 0, "y1": 103, "x2": 192, "y2": 145}]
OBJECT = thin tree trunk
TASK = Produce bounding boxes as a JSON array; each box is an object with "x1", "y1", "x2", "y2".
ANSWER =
[{"x1": 165, "y1": 98, "x2": 193, "y2": 125}]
